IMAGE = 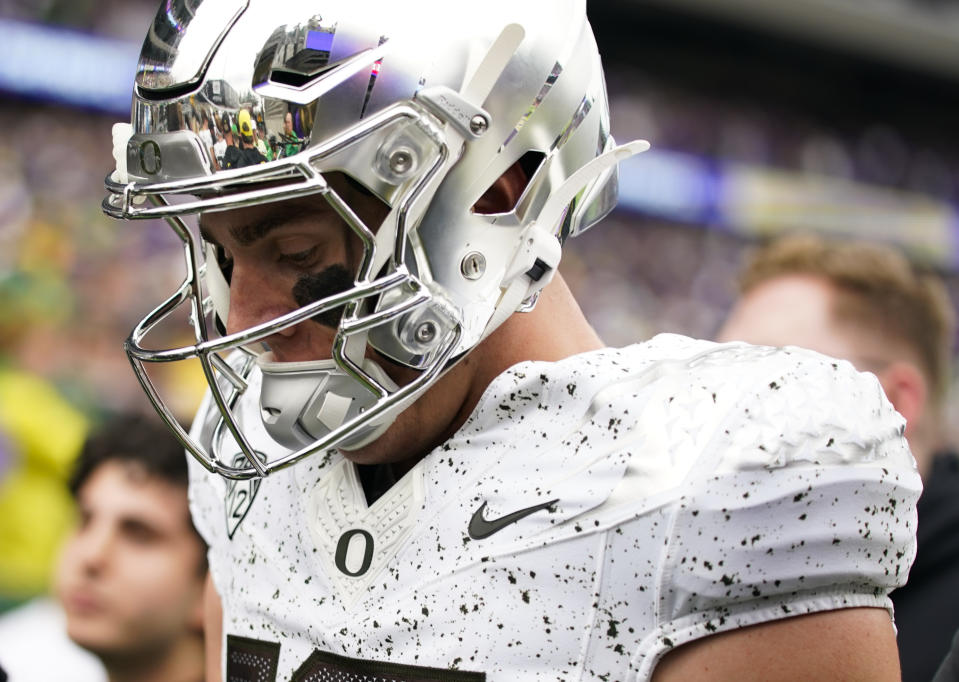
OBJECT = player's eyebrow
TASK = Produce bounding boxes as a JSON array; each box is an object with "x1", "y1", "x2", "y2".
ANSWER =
[{"x1": 199, "y1": 203, "x2": 326, "y2": 247}]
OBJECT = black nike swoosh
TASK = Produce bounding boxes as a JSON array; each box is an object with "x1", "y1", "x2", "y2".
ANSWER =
[{"x1": 467, "y1": 499, "x2": 559, "y2": 540}]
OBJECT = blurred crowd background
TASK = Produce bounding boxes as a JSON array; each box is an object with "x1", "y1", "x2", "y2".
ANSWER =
[{"x1": 0, "y1": 0, "x2": 956, "y2": 613}]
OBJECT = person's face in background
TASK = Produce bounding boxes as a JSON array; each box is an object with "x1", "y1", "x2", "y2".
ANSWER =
[
  {"x1": 717, "y1": 274, "x2": 859, "y2": 360},
  {"x1": 54, "y1": 460, "x2": 205, "y2": 661}
]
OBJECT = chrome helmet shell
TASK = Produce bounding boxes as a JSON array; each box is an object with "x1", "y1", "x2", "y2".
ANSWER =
[{"x1": 104, "y1": 0, "x2": 648, "y2": 479}]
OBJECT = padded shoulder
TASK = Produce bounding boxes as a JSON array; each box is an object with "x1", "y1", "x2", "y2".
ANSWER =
[
  {"x1": 617, "y1": 336, "x2": 920, "y2": 678},
  {"x1": 692, "y1": 338, "x2": 909, "y2": 475}
]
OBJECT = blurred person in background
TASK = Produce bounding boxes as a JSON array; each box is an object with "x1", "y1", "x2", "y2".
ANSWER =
[
  {"x1": 0, "y1": 271, "x2": 90, "y2": 612},
  {"x1": 0, "y1": 367, "x2": 93, "y2": 682},
  {"x1": 0, "y1": 369, "x2": 88, "y2": 611},
  {"x1": 0, "y1": 347, "x2": 99, "y2": 682},
  {"x1": 53, "y1": 411, "x2": 206, "y2": 682},
  {"x1": 717, "y1": 232, "x2": 959, "y2": 682}
]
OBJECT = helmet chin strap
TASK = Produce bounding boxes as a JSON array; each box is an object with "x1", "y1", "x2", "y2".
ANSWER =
[
  {"x1": 111, "y1": 122, "x2": 132, "y2": 183},
  {"x1": 203, "y1": 242, "x2": 231, "y2": 326}
]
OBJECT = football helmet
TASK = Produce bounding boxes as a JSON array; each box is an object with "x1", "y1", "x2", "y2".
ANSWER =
[{"x1": 103, "y1": 0, "x2": 648, "y2": 479}]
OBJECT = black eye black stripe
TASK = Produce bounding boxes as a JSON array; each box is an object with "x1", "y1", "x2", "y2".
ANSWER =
[{"x1": 291, "y1": 265, "x2": 354, "y2": 329}]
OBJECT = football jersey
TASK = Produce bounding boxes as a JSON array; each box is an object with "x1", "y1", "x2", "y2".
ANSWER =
[{"x1": 188, "y1": 334, "x2": 920, "y2": 681}]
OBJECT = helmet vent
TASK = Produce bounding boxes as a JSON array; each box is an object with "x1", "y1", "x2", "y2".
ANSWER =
[
  {"x1": 270, "y1": 68, "x2": 324, "y2": 88},
  {"x1": 137, "y1": 80, "x2": 203, "y2": 101},
  {"x1": 268, "y1": 42, "x2": 338, "y2": 88},
  {"x1": 518, "y1": 150, "x2": 546, "y2": 184},
  {"x1": 473, "y1": 151, "x2": 545, "y2": 216}
]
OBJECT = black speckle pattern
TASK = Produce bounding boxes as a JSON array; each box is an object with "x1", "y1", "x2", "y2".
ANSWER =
[{"x1": 188, "y1": 334, "x2": 920, "y2": 681}]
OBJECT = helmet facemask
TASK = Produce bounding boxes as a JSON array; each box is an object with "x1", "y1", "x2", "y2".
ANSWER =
[
  {"x1": 104, "y1": 0, "x2": 648, "y2": 479},
  {"x1": 110, "y1": 104, "x2": 468, "y2": 479}
]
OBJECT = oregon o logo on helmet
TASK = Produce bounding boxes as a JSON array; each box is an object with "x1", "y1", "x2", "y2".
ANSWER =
[{"x1": 139, "y1": 140, "x2": 162, "y2": 176}]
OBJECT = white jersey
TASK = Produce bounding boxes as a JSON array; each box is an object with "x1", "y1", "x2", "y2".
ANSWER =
[
  {"x1": 188, "y1": 334, "x2": 920, "y2": 681},
  {"x1": 0, "y1": 598, "x2": 107, "y2": 682}
]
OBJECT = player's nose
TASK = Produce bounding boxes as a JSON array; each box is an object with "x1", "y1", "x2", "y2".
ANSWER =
[{"x1": 224, "y1": 260, "x2": 296, "y2": 340}]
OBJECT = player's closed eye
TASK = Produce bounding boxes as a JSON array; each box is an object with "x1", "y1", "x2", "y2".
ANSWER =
[{"x1": 279, "y1": 247, "x2": 320, "y2": 269}]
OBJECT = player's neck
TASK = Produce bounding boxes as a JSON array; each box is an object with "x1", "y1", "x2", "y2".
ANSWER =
[
  {"x1": 479, "y1": 273, "x2": 604, "y2": 371},
  {"x1": 349, "y1": 274, "x2": 605, "y2": 490},
  {"x1": 454, "y1": 272, "x2": 604, "y2": 430}
]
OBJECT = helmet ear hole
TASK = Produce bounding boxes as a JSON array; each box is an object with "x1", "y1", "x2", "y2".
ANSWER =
[
  {"x1": 472, "y1": 152, "x2": 543, "y2": 216},
  {"x1": 517, "y1": 150, "x2": 546, "y2": 185}
]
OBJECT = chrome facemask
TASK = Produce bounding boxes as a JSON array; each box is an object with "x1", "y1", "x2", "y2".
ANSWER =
[
  {"x1": 104, "y1": 0, "x2": 648, "y2": 479},
  {"x1": 106, "y1": 100, "x2": 468, "y2": 480}
]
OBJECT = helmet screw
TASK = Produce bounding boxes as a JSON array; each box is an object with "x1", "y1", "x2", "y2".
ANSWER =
[
  {"x1": 469, "y1": 114, "x2": 489, "y2": 136},
  {"x1": 460, "y1": 252, "x2": 487, "y2": 280},
  {"x1": 415, "y1": 321, "x2": 437, "y2": 344},
  {"x1": 388, "y1": 148, "x2": 414, "y2": 174}
]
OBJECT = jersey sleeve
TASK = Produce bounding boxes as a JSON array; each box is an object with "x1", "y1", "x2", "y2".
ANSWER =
[{"x1": 644, "y1": 346, "x2": 921, "y2": 673}]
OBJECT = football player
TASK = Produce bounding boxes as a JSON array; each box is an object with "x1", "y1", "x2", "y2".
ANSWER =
[{"x1": 103, "y1": 1, "x2": 919, "y2": 680}]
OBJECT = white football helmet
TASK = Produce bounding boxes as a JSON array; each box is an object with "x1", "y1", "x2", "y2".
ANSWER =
[{"x1": 103, "y1": 0, "x2": 648, "y2": 479}]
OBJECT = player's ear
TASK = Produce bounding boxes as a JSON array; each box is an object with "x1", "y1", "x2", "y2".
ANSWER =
[
  {"x1": 472, "y1": 161, "x2": 529, "y2": 215},
  {"x1": 875, "y1": 361, "x2": 927, "y2": 438}
]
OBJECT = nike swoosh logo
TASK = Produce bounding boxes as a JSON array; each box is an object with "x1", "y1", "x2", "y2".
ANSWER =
[{"x1": 468, "y1": 499, "x2": 559, "y2": 540}]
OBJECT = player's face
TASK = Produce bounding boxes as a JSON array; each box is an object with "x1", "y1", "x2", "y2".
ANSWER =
[
  {"x1": 200, "y1": 189, "x2": 368, "y2": 365},
  {"x1": 200, "y1": 179, "x2": 480, "y2": 467},
  {"x1": 55, "y1": 461, "x2": 205, "y2": 658}
]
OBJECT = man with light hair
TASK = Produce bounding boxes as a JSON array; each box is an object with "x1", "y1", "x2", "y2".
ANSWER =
[{"x1": 718, "y1": 232, "x2": 959, "y2": 682}]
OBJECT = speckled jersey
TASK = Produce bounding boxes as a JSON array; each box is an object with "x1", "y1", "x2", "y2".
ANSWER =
[{"x1": 188, "y1": 334, "x2": 921, "y2": 681}]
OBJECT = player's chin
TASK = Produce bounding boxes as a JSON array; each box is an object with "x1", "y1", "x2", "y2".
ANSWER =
[{"x1": 336, "y1": 438, "x2": 396, "y2": 466}]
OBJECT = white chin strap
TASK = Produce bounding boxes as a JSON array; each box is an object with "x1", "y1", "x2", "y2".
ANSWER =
[
  {"x1": 110, "y1": 122, "x2": 132, "y2": 183},
  {"x1": 257, "y1": 351, "x2": 399, "y2": 452}
]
